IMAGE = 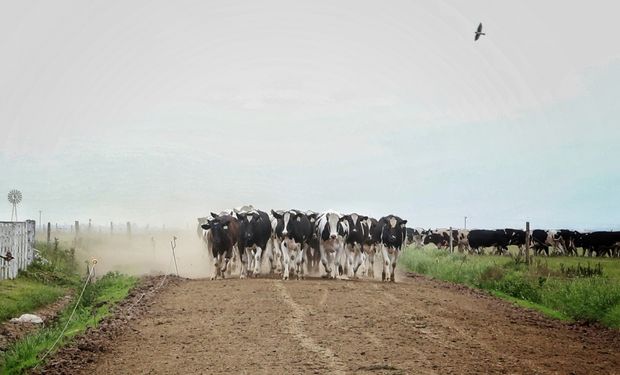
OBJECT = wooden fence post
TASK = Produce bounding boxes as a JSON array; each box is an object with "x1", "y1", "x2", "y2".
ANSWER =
[
  {"x1": 525, "y1": 221, "x2": 531, "y2": 265},
  {"x1": 47, "y1": 222, "x2": 51, "y2": 246},
  {"x1": 449, "y1": 226, "x2": 454, "y2": 253}
]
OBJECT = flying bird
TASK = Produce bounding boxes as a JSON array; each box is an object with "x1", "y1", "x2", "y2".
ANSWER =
[{"x1": 474, "y1": 22, "x2": 485, "y2": 41}]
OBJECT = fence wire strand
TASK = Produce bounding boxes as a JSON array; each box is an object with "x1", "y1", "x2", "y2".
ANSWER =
[{"x1": 34, "y1": 261, "x2": 96, "y2": 369}]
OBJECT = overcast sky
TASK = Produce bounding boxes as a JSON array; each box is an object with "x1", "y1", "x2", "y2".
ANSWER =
[{"x1": 1, "y1": 1, "x2": 619, "y2": 230}]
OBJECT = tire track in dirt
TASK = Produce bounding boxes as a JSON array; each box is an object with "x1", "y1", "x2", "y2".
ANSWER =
[{"x1": 274, "y1": 282, "x2": 347, "y2": 375}]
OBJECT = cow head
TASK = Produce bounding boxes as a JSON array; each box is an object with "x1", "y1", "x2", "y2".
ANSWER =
[
  {"x1": 318, "y1": 211, "x2": 348, "y2": 241},
  {"x1": 235, "y1": 210, "x2": 263, "y2": 243},
  {"x1": 271, "y1": 209, "x2": 305, "y2": 238},
  {"x1": 201, "y1": 214, "x2": 237, "y2": 247}
]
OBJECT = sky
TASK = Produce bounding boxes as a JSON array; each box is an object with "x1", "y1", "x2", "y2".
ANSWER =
[{"x1": 1, "y1": 0, "x2": 619, "y2": 230}]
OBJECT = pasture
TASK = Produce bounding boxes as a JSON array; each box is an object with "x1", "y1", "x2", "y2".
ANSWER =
[{"x1": 400, "y1": 245, "x2": 620, "y2": 327}]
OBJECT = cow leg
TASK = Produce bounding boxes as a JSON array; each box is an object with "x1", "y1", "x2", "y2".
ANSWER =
[
  {"x1": 345, "y1": 244, "x2": 354, "y2": 278},
  {"x1": 296, "y1": 245, "x2": 307, "y2": 280},
  {"x1": 352, "y1": 246, "x2": 363, "y2": 279},
  {"x1": 240, "y1": 248, "x2": 251, "y2": 279},
  {"x1": 368, "y1": 247, "x2": 375, "y2": 278},
  {"x1": 281, "y1": 242, "x2": 291, "y2": 280},
  {"x1": 334, "y1": 245, "x2": 345, "y2": 279},
  {"x1": 211, "y1": 256, "x2": 219, "y2": 280},
  {"x1": 381, "y1": 245, "x2": 391, "y2": 282},
  {"x1": 390, "y1": 250, "x2": 400, "y2": 282},
  {"x1": 319, "y1": 244, "x2": 332, "y2": 278},
  {"x1": 253, "y1": 247, "x2": 263, "y2": 277}
]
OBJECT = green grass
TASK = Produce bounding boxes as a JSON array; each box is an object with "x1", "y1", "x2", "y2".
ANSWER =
[
  {"x1": 401, "y1": 246, "x2": 620, "y2": 328},
  {"x1": 490, "y1": 291, "x2": 570, "y2": 321},
  {"x1": 0, "y1": 272, "x2": 138, "y2": 374},
  {"x1": 0, "y1": 279, "x2": 65, "y2": 322},
  {"x1": 0, "y1": 241, "x2": 79, "y2": 323}
]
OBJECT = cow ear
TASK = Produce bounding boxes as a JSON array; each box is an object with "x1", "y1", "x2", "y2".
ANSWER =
[
  {"x1": 360, "y1": 215, "x2": 368, "y2": 221},
  {"x1": 201, "y1": 223, "x2": 211, "y2": 230},
  {"x1": 211, "y1": 212, "x2": 219, "y2": 218},
  {"x1": 271, "y1": 210, "x2": 283, "y2": 219},
  {"x1": 400, "y1": 220, "x2": 408, "y2": 226}
]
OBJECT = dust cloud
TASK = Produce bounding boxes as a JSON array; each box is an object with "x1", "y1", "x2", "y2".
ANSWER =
[{"x1": 58, "y1": 229, "x2": 213, "y2": 279}]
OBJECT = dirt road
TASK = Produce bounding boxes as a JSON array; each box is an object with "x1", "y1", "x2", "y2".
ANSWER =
[{"x1": 53, "y1": 274, "x2": 619, "y2": 375}]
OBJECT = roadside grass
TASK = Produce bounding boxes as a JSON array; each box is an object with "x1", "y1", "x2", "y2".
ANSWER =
[
  {"x1": 400, "y1": 246, "x2": 620, "y2": 328},
  {"x1": 0, "y1": 241, "x2": 79, "y2": 322},
  {"x1": 0, "y1": 280, "x2": 65, "y2": 322},
  {"x1": 0, "y1": 272, "x2": 137, "y2": 374}
]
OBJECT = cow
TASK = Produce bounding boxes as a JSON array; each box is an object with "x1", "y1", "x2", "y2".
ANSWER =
[
  {"x1": 315, "y1": 210, "x2": 348, "y2": 279},
  {"x1": 582, "y1": 231, "x2": 620, "y2": 257},
  {"x1": 505, "y1": 228, "x2": 526, "y2": 255},
  {"x1": 424, "y1": 228, "x2": 463, "y2": 251},
  {"x1": 377, "y1": 215, "x2": 407, "y2": 282},
  {"x1": 235, "y1": 209, "x2": 272, "y2": 278},
  {"x1": 405, "y1": 228, "x2": 426, "y2": 248},
  {"x1": 305, "y1": 211, "x2": 321, "y2": 274},
  {"x1": 341, "y1": 213, "x2": 369, "y2": 279},
  {"x1": 532, "y1": 230, "x2": 565, "y2": 256},
  {"x1": 556, "y1": 230, "x2": 582, "y2": 256},
  {"x1": 200, "y1": 213, "x2": 239, "y2": 280},
  {"x1": 467, "y1": 229, "x2": 510, "y2": 255},
  {"x1": 271, "y1": 209, "x2": 314, "y2": 280},
  {"x1": 362, "y1": 217, "x2": 379, "y2": 278}
]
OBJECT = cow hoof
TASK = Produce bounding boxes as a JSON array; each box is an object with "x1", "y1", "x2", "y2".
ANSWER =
[
  {"x1": 240, "y1": 274, "x2": 246, "y2": 279},
  {"x1": 283, "y1": 275, "x2": 289, "y2": 280}
]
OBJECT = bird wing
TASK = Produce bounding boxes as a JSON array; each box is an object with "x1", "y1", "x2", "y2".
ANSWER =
[
  {"x1": 477, "y1": 22, "x2": 483, "y2": 33},
  {"x1": 475, "y1": 33, "x2": 480, "y2": 41}
]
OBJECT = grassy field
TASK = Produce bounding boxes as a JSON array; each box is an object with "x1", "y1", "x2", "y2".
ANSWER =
[
  {"x1": 0, "y1": 240, "x2": 138, "y2": 374},
  {"x1": 400, "y1": 246, "x2": 620, "y2": 328}
]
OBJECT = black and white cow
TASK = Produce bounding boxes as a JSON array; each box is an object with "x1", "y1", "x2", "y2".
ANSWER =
[
  {"x1": 305, "y1": 211, "x2": 321, "y2": 274},
  {"x1": 405, "y1": 228, "x2": 427, "y2": 248},
  {"x1": 235, "y1": 209, "x2": 272, "y2": 278},
  {"x1": 200, "y1": 213, "x2": 240, "y2": 280},
  {"x1": 582, "y1": 231, "x2": 620, "y2": 257},
  {"x1": 315, "y1": 210, "x2": 348, "y2": 279},
  {"x1": 467, "y1": 229, "x2": 510, "y2": 255},
  {"x1": 556, "y1": 230, "x2": 582, "y2": 256},
  {"x1": 271, "y1": 209, "x2": 314, "y2": 280},
  {"x1": 377, "y1": 215, "x2": 407, "y2": 282},
  {"x1": 362, "y1": 217, "x2": 379, "y2": 278},
  {"x1": 341, "y1": 213, "x2": 369, "y2": 279},
  {"x1": 505, "y1": 228, "x2": 526, "y2": 255},
  {"x1": 532, "y1": 230, "x2": 565, "y2": 256}
]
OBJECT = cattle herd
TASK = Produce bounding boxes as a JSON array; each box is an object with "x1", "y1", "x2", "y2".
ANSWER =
[
  {"x1": 197, "y1": 206, "x2": 407, "y2": 282},
  {"x1": 411, "y1": 228, "x2": 620, "y2": 257},
  {"x1": 197, "y1": 206, "x2": 620, "y2": 283}
]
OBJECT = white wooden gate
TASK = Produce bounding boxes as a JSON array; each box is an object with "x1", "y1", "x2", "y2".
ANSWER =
[{"x1": 0, "y1": 220, "x2": 36, "y2": 280}]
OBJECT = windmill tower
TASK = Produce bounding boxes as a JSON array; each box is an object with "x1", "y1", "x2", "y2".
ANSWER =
[{"x1": 8, "y1": 189, "x2": 22, "y2": 221}]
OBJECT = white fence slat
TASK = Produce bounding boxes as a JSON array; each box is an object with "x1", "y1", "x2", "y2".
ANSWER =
[{"x1": 0, "y1": 221, "x2": 36, "y2": 280}]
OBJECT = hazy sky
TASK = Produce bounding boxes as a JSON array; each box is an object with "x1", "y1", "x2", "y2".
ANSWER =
[{"x1": 1, "y1": 1, "x2": 619, "y2": 230}]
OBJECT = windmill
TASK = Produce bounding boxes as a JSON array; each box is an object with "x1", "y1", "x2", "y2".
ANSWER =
[{"x1": 8, "y1": 189, "x2": 22, "y2": 221}]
